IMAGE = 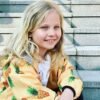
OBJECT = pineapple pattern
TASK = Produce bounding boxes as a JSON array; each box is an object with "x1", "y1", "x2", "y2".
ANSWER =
[
  {"x1": 12, "y1": 95, "x2": 17, "y2": 100},
  {"x1": 27, "y1": 87, "x2": 38, "y2": 96},
  {"x1": 0, "y1": 54, "x2": 83, "y2": 99},
  {"x1": 0, "y1": 87, "x2": 6, "y2": 94},
  {"x1": 68, "y1": 76, "x2": 75, "y2": 83},
  {"x1": 8, "y1": 76, "x2": 14, "y2": 88}
]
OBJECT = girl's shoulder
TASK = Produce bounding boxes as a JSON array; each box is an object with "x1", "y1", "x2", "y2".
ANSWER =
[
  {"x1": 0, "y1": 47, "x2": 14, "y2": 66},
  {"x1": 0, "y1": 50, "x2": 32, "y2": 69}
]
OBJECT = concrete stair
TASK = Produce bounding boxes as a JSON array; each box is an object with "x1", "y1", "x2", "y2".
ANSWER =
[{"x1": 0, "y1": 0, "x2": 100, "y2": 99}]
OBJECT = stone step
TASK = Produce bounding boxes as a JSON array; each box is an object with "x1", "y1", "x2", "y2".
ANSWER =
[
  {"x1": 75, "y1": 46, "x2": 100, "y2": 70},
  {"x1": 64, "y1": 28, "x2": 100, "y2": 46},
  {"x1": 0, "y1": 28, "x2": 15, "y2": 46},
  {"x1": 64, "y1": 46, "x2": 100, "y2": 56},
  {"x1": 64, "y1": 46, "x2": 100, "y2": 70},
  {"x1": 1, "y1": 5, "x2": 100, "y2": 17},
  {"x1": 71, "y1": 18, "x2": 100, "y2": 28},
  {"x1": 0, "y1": 0, "x2": 100, "y2": 5},
  {"x1": 77, "y1": 70, "x2": 100, "y2": 100},
  {"x1": 76, "y1": 46, "x2": 100, "y2": 56},
  {"x1": 71, "y1": 0, "x2": 100, "y2": 4},
  {"x1": 0, "y1": 0, "x2": 70, "y2": 5},
  {"x1": 0, "y1": 1, "x2": 71, "y2": 13},
  {"x1": 0, "y1": 45, "x2": 6, "y2": 51},
  {"x1": 0, "y1": 0, "x2": 100, "y2": 18},
  {"x1": 71, "y1": 5, "x2": 100, "y2": 17}
]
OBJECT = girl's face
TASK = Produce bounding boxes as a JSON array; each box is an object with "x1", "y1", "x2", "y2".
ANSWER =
[{"x1": 31, "y1": 10, "x2": 62, "y2": 54}]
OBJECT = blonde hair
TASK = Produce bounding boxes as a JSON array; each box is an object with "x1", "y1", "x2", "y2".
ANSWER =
[{"x1": 8, "y1": 0, "x2": 66, "y2": 68}]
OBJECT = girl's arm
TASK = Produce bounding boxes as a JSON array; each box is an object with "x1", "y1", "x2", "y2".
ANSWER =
[{"x1": 57, "y1": 57, "x2": 83, "y2": 100}]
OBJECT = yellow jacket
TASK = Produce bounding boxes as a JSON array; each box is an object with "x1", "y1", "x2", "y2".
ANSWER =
[{"x1": 0, "y1": 53, "x2": 83, "y2": 100}]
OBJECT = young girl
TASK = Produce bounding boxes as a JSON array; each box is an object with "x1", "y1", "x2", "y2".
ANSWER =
[{"x1": 0, "y1": 0, "x2": 83, "y2": 99}]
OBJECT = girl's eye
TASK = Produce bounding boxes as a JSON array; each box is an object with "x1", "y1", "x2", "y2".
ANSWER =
[
  {"x1": 54, "y1": 26, "x2": 60, "y2": 29},
  {"x1": 40, "y1": 26, "x2": 49, "y2": 30}
]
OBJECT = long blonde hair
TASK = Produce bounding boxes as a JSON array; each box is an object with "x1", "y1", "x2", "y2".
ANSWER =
[{"x1": 8, "y1": 0, "x2": 65, "y2": 68}]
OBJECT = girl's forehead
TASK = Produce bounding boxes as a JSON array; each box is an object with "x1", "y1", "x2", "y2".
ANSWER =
[
  {"x1": 46, "y1": 9, "x2": 59, "y2": 17},
  {"x1": 42, "y1": 10, "x2": 60, "y2": 21}
]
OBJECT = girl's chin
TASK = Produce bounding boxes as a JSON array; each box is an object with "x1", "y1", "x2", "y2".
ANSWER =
[{"x1": 44, "y1": 46, "x2": 55, "y2": 50}]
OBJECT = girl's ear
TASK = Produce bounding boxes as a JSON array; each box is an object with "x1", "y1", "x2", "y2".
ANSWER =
[
  {"x1": 28, "y1": 32, "x2": 33, "y2": 41},
  {"x1": 28, "y1": 32, "x2": 32, "y2": 38}
]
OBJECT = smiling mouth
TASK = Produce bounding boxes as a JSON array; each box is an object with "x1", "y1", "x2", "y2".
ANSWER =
[
  {"x1": 44, "y1": 39, "x2": 56, "y2": 42},
  {"x1": 44, "y1": 39, "x2": 57, "y2": 44}
]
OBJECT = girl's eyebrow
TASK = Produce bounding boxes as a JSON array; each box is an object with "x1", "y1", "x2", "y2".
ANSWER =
[
  {"x1": 40, "y1": 24, "x2": 48, "y2": 26},
  {"x1": 41, "y1": 23, "x2": 61, "y2": 26}
]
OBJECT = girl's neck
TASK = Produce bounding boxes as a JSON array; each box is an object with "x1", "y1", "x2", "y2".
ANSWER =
[{"x1": 39, "y1": 49, "x2": 47, "y2": 61}]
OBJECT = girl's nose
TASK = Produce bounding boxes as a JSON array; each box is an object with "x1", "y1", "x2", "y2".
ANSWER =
[{"x1": 48, "y1": 29, "x2": 56, "y2": 36}]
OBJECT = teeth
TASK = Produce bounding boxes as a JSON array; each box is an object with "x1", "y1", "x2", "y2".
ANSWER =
[
  {"x1": 44, "y1": 39, "x2": 56, "y2": 43},
  {"x1": 48, "y1": 40, "x2": 54, "y2": 43}
]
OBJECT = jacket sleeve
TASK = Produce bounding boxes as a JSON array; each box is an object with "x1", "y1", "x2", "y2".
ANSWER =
[
  {"x1": 0, "y1": 54, "x2": 56, "y2": 100},
  {"x1": 57, "y1": 57, "x2": 83, "y2": 99}
]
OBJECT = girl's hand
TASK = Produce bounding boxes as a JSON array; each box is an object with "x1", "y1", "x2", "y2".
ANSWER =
[{"x1": 59, "y1": 88, "x2": 74, "y2": 100}]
